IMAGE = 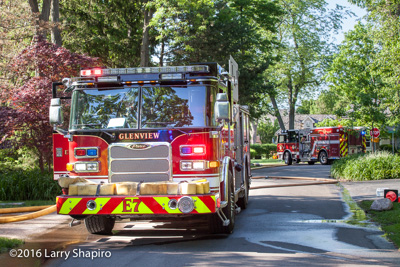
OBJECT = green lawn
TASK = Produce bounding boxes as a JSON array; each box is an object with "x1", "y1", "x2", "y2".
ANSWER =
[
  {"x1": 0, "y1": 237, "x2": 24, "y2": 253},
  {"x1": 251, "y1": 159, "x2": 283, "y2": 164},
  {"x1": 358, "y1": 200, "x2": 400, "y2": 248},
  {"x1": 0, "y1": 200, "x2": 55, "y2": 209}
]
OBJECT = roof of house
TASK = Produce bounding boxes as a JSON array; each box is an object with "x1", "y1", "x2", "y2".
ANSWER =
[{"x1": 264, "y1": 113, "x2": 337, "y2": 130}]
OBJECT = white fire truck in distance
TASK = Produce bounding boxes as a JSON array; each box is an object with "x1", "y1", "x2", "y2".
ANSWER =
[
  {"x1": 277, "y1": 127, "x2": 366, "y2": 165},
  {"x1": 49, "y1": 57, "x2": 251, "y2": 235}
]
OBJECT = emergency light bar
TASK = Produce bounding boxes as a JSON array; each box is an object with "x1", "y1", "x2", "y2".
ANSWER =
[{"x1": 80, "y1": 65, "x2": 210, "y2": 77}]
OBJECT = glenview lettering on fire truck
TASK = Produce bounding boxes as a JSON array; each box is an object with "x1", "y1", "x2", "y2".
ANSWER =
[{"x1": 49, "y1": 57, "x2": 251, "y2": 234}]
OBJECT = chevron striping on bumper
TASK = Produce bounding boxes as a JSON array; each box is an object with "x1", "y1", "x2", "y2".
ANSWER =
[
  {"x1": 192, "y1": 196, "x2": 212, "y2": 213},
  {"x1": 82, "y1": 198, "x2": 111, "y2": 215},
  {"x1": 59, "y1": 197, "x2": 82, "y2": 214}
]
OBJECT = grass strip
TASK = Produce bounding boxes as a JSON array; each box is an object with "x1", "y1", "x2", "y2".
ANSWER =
[
  {"x1": 251, "y1": 159, "x2": 283, "y2": 164},
  {"x1": 359, "y1": 200, "x2": 400, "y2": 248},
  {"x1": 0, "y1": 237, "x2": 24, "y2": 253},
  {"x1": 0, "y1": 200, "x2": 55, "y2": 209}
]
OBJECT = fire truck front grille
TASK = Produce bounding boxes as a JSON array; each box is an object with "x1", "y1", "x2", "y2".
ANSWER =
[{"x1": 109, "y1": 142, "x2": 171, "y2": 183}]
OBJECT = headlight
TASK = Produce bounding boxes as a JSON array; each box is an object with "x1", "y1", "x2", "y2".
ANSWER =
[
  {"x1": 180, "y1": 160, "x2": 206, "y2": 171},
  {"x1": 72, "y1": 162, "x2": 99, "y2": 172},
  {"x1": 178, "y1": 197, "x2": 194, "y2": 213}
]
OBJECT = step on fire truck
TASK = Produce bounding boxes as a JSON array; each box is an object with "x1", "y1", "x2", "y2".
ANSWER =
[
  {"x1": 277, "y1": 127, "x2": 366, "y2": 165},
  {"x1": 49, "y1": 57, "x2": 251, "y2": 234}
]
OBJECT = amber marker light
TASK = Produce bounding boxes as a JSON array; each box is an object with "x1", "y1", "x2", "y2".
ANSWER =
[
  {"x1": 209, "y1": 161, "x2": 219, "y2": 168},
  {"x1": 66, "y1": 163, "x2": 74, "y2": 171}
]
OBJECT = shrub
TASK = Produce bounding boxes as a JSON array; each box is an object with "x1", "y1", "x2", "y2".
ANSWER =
[
  {"x1": 0, "y1": 169, "x2": 60, "y2": 201},
  {"x1": 331, "y1": 151, "x2": 400, "y2": 181},
  {"x1": 379, "y1": 144, "x2": 397, "y2": 153},
  {"x1": 250, "y1": 144, "x2": 277, "y2": 159},
  {"x1": 250, "y1": 148, "x2": 257, "y2": 159},
  {"x1": 0, "y1": 147, "x2": 39, "y2": 172}
]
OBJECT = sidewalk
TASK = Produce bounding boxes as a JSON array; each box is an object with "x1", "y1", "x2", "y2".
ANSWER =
[{"x1": 341, "y1": 179, "x2": 400, "y2": 202}]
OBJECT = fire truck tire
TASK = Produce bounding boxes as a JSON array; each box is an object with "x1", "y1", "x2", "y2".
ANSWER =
[
  {"x1": 209, "y1": 170, "x2": 235, "y2": 234},
  {"x1": 307, "y1": 161, "x2": 315, "y2": 165},
  {"x1": 284, "y1": 152, "x2": 292, "y2": 165},
  {"x1": 84, "y1": 215, "x2": 115, "y2": 235},
  {"x1": 237, "y1": 165, "x2": 249, "y2": 210},
  {"x1": 319, "y1": 151, "x2": 329, "y2": 165}
]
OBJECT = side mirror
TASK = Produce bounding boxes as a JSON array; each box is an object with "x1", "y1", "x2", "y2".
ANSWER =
[
  {"x1": 49, "y1": 98, "x2": 63, "y2": 126},
  {"x1": 215, "y1": 93, "x2": 230, "y2": 121}
]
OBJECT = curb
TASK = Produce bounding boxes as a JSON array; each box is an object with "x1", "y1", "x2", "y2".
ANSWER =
[{"x1": 251, "y1": 164, "x2": 286, "y2": 170}]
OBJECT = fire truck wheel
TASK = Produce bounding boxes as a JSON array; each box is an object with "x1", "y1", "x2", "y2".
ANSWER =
[
  {"x1": 237, "y1": 165, "x2": 249, "y2": 210},
  {"x1": 307, "y1": 161, "x2": 315, "y2": 165},
  {"x1": 209, "y1": 170, "x2": 235, "y2": 234},
  {"x1": 284, "y1": 151, "x2": 292, "y2": 165},
  {"x1": 319, "y1": 151, "x2": 329, "y2": 165},
  {"x1": 84, "y1": 215, "x2": 115, "y2": 235}
]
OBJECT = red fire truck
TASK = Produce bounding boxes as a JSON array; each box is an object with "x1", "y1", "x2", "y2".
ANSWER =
[
  {"x1": 49, "y1": 57, "x2": 251, "y2": 234},
  {"x1": 277, "y1": 127, "x2": 366, "y2": 165}
]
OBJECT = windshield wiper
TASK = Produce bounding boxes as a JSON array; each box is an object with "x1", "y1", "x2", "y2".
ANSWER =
[
  {"x1": 100, "y1": 129, "x2": 116, "y2": 140},
  {"x1": 143, "y1": 122, "x2": 173, "y2": 126},
  {"x1": 168, "y1": 125, "x2": 190, "y2": 137}
]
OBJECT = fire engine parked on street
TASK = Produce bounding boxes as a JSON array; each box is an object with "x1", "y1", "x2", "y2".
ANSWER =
[
  {"x1": 277, "y1": 127, "x2": 366, "y2": 165},
  {"x1": 49, "y1": 57, "x2": 251, "y2": 234}
]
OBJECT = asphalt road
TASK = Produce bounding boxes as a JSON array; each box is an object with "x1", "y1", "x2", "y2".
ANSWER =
[{"x1": 2, "y1": 164, "x2": 400, "y2": 266}]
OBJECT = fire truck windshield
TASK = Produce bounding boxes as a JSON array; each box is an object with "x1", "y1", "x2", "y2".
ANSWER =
[{"x1": 69, "y1": 85, "x2": 213, "y2": 130}]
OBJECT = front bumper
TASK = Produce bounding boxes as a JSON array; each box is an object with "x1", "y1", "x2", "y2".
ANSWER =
[{"x1": 56, "y1": 194, "x2": 216, "y2": 215}]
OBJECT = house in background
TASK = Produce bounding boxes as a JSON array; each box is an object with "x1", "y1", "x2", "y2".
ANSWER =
[{"x1": 265, "y1": 113, "x2": 337, "y2": 131}]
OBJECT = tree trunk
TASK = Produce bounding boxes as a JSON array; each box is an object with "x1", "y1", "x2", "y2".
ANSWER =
[
  {"x1": 250, "y1": 120, "x2": 258, "y2": 144},
  {"x1": 269, "y1": 93, "x2": 285, "y2": 131},
  {"x1": 51, "y1": 0, "x2": 62, "y2": 46},
  {"x1": 28, "y1": 0, "x2": 51, "y2": 39},
  {"x1": 38, "y1": 153, "x2": 44, "y2": 172},
  {"x1": 159, "y1": 38, "x2": 165, "y2": 67},
  {"x1": 140, "y1": 3, "x2": 153, "y2": 67},
  {"x1": 287, "y1": 75, "x2": 295, "y2": 129}
]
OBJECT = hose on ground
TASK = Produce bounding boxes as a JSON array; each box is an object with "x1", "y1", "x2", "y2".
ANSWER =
[
  {"x1": 0, "y1": 205, "x2": 53, "y2": 214},
  {"x1": 0, "y1": 205, "x2": 56, "y2": 224}
]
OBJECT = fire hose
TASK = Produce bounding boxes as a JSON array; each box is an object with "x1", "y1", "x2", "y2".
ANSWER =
[
  {"x1": 0, "y1": 205, "x2": 56, "y2": 224},
  {"x1": 250, "y1": 175, "x2": 338, "y2": 190}
]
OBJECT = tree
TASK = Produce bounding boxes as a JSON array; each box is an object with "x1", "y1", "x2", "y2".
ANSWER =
[
  {"x1": 60, "y1": 0, "x2": 143, "y2": 68},
  {"x1": 258, "y1": 118, "x2": 280, "y2": 143},
  {"x1": 325, "y1": 23, "x2": 387, "y2": 127},
  {"x1": 51, "y1": 0, "x2": 62, "y2": 46},
  {"x1": 264, "y1": 0, "x2": 347, "y2": 130},
  {"x1": 296, "y1": 99, "x2": 316, "y2": 114},
  {"x1": 28, "y1": 0, "x2": 51, "y2": 38},
  {"x1": 349, "y1": 0, "x2": 400, "y2": 126},
  {"x1": 0, "y1": 39, "x2": 99, "y2": 171},
  {"x1": 149, "y1": 0, "x2": 282, "y2": 123},
  {"x1": 0, "y1": 0, "x2": 35, "y2": 87}
]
